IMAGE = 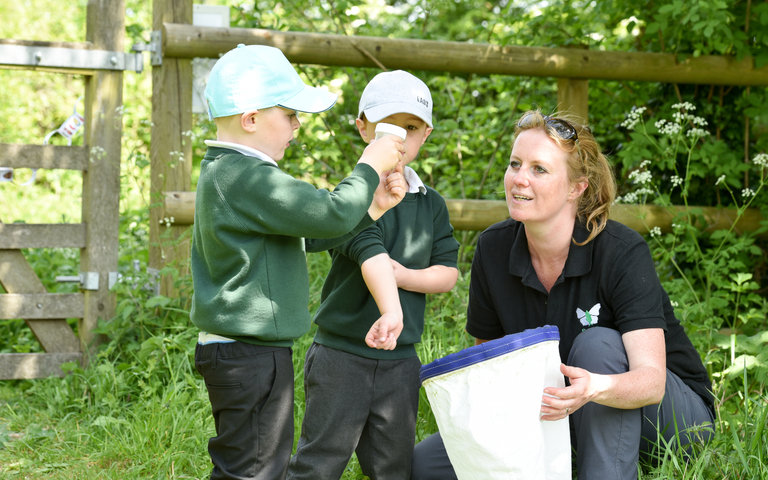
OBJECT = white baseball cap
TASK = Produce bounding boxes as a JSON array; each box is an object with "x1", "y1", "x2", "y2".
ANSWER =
[
  {"x1": 205, "y1": 44, "x2": 338, "y2": 119},
  {"x1": 358, "y1": 70, "x2": 433, "y2": 127}
]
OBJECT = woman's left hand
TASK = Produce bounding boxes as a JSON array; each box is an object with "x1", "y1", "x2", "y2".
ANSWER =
[{"x1": 539, "y1": 363, "x2": 610, "y2": 421}]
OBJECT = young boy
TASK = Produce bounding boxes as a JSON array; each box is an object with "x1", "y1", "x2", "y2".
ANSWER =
[
  {"x1": 287, "y1": 70, "x2": 460, "y2": 479},
  {"x1": 190, "y1": 45, "x2": 406, "y2": 480}
]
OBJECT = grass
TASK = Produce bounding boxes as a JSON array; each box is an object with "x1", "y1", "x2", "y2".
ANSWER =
[{"x1": 0, "y1": 242, "x2": 766, "y2": 479}]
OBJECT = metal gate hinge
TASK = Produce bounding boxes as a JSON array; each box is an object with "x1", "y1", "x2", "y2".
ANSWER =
[{"x1": 131, "y1": 30, "x2": 162, "y2": 67}]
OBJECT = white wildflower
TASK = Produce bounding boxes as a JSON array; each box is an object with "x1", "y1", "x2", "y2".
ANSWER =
[
  {"x1": 742, "y1": 188, "x2": 756, "y2": 198},
  {"x1": 671, "y1": 175, "x2": 683, "y2": 187},
  {"x1": 671, "y1": 102, "x2": 695, "y2": 111},
  {"x1": 635, "y1": 187, "x2": 654, "y2": 196},
  {"x1": 649, "y1": 226, "x2": 662, "y2": 237},
  {"x1": 715, "y1": 175, "x2": 726, "y2": 186},
  {"x1": 659, "y1": 122, "x2": 683, "y2": 135},
  {"x1": 691, "y1": 116, "x2": 708, "y2": 126},
  {"x1": 629, "y1": 170, "x2": 652, "y2": 184},
  {"x1": 686, "y1": 128, "x2": 710, "y2": 138},
  {"x1": 639, "y1": 160, "x2": 651, "y2": 168},
  {"x1": 670, "y1": 300, "x2": 679, "y2": 307},
  {"x1": 753, "y1": 153, "x2": 768, "y2": 167},
  {"x1": 621, "y1": 106, "x2": 647, "y2": 130}
]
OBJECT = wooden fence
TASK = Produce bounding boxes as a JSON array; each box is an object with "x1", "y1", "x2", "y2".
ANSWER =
[{"x1": 150, "y1": 0, "x2": 768, "y2": 281}]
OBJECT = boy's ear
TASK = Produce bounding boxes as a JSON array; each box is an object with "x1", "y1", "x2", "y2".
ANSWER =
[
  {"x1": 355, "y1": 117, "x2": 371, "y2": 142},
  {"x1": 421, "y1": 126, "x2": 434, "y2": 146},
  {"x1": 241, "y1": 109, "x2": 260, "y2": 132}
]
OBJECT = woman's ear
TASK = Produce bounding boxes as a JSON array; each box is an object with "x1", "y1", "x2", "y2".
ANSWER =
[
  {"x1": 241, "y1": 109, "x2": 260, "y2": 132},
  {"x1": 569, "y1": 178, "x2": 588, "y2": 200}
]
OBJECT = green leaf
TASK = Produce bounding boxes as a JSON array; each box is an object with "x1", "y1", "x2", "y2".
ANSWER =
[{"x1": 145, "y1": 295, "x2": 171, "y2": 308}]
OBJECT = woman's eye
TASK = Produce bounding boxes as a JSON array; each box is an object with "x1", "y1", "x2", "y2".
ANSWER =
[
  {"x1": 534, "y1": 166, "x2": 547, "y2": 174},
  {"x1": 406, "y1": 125, "x2": 417, "y2": 131},
  {"x1": 509, "y1": 161, "x2": 521, "y2": 169}
]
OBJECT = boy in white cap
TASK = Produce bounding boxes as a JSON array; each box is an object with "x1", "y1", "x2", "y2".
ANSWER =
[
  {"x1": 191, "y1": 45, "x2": 406, "y2": 480},
  {"x1": 288, "y1": 70, "x2": 460, "y2": 479}
]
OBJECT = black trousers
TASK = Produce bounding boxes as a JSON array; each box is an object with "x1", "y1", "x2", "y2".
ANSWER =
[{"x1": 195, "y1": 342, "x2": 294, "y2": 480}]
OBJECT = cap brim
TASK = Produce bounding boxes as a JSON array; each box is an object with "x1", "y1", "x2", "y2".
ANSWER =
[
  {"x1": 363, "y1": 103, "x2": 433, "y2": 128},
  {"x1": 279, "y1": 86, "x2": 338, "y2": 113}
]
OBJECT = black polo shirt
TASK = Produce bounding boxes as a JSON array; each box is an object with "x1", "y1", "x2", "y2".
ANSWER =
[{"x1": 466, "y1": 219, "x2": 714, "y2": 412}]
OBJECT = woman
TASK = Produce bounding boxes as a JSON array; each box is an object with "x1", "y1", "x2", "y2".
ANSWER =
[{"x1": 411, "y1": 111, "x2": 714, "y2": 479}]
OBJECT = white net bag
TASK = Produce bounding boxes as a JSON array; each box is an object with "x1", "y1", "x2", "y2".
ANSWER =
[{"x1": 420, "y1": 326, "x2": 571, "y2": 480}]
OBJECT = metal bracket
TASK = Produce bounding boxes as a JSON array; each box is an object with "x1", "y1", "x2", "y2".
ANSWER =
[
  {"x1": 131, "y1": 30, "x2": 162, "y2": 67},
  {"x1": 0, "y1": 44, "x2": 143, "y2": 73},
  {"x1": 55, "y1": 271, "x2": 117, "y2": 291}
]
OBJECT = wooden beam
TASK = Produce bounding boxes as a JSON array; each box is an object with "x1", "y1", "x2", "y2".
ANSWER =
[
  {"x1": 0, "y1": 144, "x2": 89, "y2": 171},
  {"x1": 0, "y1": 247, "x2": 82, "y2": 353},
  {"x1": 162, "y1": 24, "x2": 768, "y2": 86},
  {"x1": 79, "y1": 0, "x2": 124, "y2": 354},
  {"x1": 163, "y1": 192, "x2": 768, "y2": 238},
  {"x1": 0, "y1": 353, "x2": 82, "y2": 380},
  {"x1": 150, "y1": 0, "x2": 193, "y2": 296},
  {"x1": 0, "y1": 224, "x2": 87, "y2": 249},
  {"x1": 0, "y1": 293, "x2": 85, "y2": 320}
]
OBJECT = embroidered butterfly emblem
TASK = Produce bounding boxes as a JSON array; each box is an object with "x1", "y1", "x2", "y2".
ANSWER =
[{"x1": 576, "y1": 303, "x2": 601, "y2": 327}]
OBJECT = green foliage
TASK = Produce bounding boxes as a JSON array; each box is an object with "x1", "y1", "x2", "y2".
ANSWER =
[{"x1": 1, "y1": 0, "x2": 767, "y2": 478}]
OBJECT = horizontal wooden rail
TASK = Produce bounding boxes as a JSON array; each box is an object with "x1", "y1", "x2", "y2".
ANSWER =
[
  {"x1": 0, "y1": 293, "x2": 84, "y2": 320},
  {"x1": 0, "y1": 352, "x2": 82, "y2": 380},
  {"x1": 162, "y1": 24, "x2": 768, "y2": 86},
  {"x1": 163, "y1": 191, "x2": 767, "y2": 238},
  {"x1": 0, "y1": 224, "x2": 87, "y2": 249},
  {"x1": 0, "y1": 144, "x2": 89, "y2": 171}
]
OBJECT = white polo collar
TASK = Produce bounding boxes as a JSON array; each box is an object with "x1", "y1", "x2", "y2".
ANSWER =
[
  {"x1": 204, "y1": 140, "x2": 278, "y2": 167},
  {"x1": 404, "y1": 166, "x2": 427, "y2": 195}
]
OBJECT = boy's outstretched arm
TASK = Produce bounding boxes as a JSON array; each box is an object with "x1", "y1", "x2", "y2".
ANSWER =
[
  {"x1": 390, "y1": 261, "x2": 459, "y2": 294},
  {"x1": 368, "y1": 161, "x2": 405, "y2": 220},
  {"x1": 361, "y1": 253, "x2": 404, "y2": 350}
]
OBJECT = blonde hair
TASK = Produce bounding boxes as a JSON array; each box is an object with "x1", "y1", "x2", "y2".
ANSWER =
[{"x1": 512, "y1": 110, "x2": 616, "y2": 245}]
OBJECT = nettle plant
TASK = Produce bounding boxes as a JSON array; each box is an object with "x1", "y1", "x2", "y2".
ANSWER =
[{"x1": 616, "y1": 103, "x2": 768, "y2": 384}]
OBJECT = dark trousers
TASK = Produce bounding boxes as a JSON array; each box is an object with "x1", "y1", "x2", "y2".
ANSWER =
[
  {"x1": 411, "y1": 327, "x2": 714, "y2": 480},
  {"x1": 195, "y1": 342, "x2": 294, "y2": 480},
  {"x1": 287, "y1": 343, "x2": 422, "y2": 480}
]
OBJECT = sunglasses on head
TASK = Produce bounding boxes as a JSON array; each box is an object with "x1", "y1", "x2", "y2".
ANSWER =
[{"x1": 517, "y1": 113, "x2": 585, "y2": 141}]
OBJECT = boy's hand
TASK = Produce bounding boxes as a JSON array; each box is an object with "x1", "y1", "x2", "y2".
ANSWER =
[
  {"x1": 368, "y1": 161, "x2": 405, "y2": 220},
  {"x1": 365, "y1": 312, "x2": 404, "y2": 350},
  {"x1": 358, "y1": 135, "x2": 404, "y2": 174}
]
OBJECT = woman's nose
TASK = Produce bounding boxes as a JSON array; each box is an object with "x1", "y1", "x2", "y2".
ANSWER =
[{"x1": 512, "y1": 169, "x2": 528, "y2": 186}]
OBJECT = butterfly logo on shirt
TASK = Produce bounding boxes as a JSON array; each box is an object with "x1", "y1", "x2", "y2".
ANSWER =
[{"x1": 576, "y1": 303, "x2": 601, "y2": 329}]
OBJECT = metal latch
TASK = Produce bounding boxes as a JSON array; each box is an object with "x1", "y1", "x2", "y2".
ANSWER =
[
  {"x1": 131, "y1": 30, "x2": 162, "y2": 67},
  {"x1": 55, "y1": 271, "x2": 119, "y2": 291}
]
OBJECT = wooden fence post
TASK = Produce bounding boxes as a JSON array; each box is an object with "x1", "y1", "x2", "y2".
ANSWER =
[
  {"x1": 79, "y1": 0, "x2": 124, "y2": 355},
  {"x1": 557, "y1": 78, "x2": 589, "y2": 123},
  {"x1": 150, "y1": 0, "x2": 193, "y2": 296}
]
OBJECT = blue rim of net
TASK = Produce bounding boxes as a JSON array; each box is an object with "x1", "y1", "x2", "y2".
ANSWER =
[{"x1": 419, "y1": 325, "x2": 560, "y2": 384}]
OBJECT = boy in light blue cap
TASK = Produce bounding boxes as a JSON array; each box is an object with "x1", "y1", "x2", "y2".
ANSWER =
[{"x1": 190, "y1": 44, "x2": 406, "y2": 480}]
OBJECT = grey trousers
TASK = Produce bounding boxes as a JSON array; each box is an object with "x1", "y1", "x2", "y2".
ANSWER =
[
  {"x1": 411, "y1": 327, "x2": 715, "y2": 480},
  {"x1": 287, "y1": 343, "x2": 422, "y2": 480}
]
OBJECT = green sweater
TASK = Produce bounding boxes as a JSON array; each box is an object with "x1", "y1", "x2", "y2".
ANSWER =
[
  {"x1": 190, "y1": 146, "x2": 380, "y2": 347},
  {"x1": 313, "y1": 186, "x2": 460, "y2": 359}
]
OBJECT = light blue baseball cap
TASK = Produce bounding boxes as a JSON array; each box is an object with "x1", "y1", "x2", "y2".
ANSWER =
[{"x1": 205, "y1": 44, "x2": 338, "y2": 119}]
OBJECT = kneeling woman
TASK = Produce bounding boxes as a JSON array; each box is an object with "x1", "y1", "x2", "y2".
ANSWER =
[{"x1": 411, "y1": 111, "x2": 714, "y2": 480}]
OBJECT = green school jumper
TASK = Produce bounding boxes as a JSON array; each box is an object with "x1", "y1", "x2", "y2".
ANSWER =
[
  {"x1": 313, "y1": 185, "x2": 460, "y2": 359},
  {"x1": 190, "y1": 146, "x2": 380, "y2": 347}
]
